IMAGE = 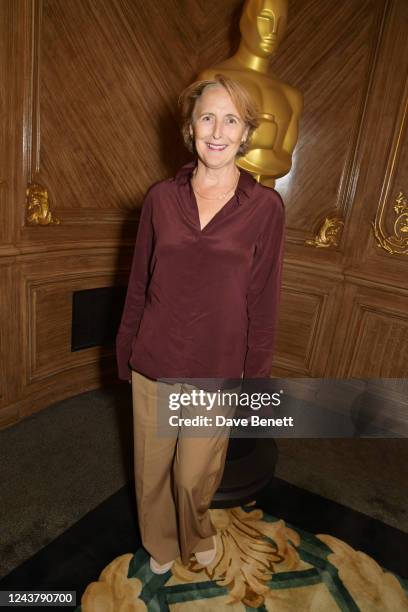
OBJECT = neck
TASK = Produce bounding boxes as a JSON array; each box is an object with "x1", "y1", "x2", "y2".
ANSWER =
[
  {"x1": 193, "y1": 159, "x2": 239, "y2": 188},
  {"x1": 232, "y1": 42, "x2": 272, "y2": 74}
]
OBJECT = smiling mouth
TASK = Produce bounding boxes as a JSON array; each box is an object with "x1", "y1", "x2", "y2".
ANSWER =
[{"x1": 206, "y1": 143, "x2": 227, "y2": 151}]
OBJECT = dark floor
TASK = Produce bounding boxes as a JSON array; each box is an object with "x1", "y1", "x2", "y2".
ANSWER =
[{"x1": 1, "y1": 478, "x2": 407, "y2": 612}]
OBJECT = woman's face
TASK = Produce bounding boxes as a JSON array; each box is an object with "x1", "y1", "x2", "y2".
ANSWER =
[{"x1": 189, "y1": 86, "x2": 249, "y2": 169}]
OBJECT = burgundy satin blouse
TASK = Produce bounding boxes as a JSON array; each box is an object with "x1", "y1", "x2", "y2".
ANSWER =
[{"x1": 116, "y1": 160, "x2": 285, "y2": 382}]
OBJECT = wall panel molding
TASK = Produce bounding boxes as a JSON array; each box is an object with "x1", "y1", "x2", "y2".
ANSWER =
[
  {"x1": 344, "y1": 0, "x2": 408, "y2": 275},
  {"x1": 272, "y1": 0, "x2": 390, "y2": 255},
  {"x1": 274, "y1": 268, "x2": 345, "y2": 377},
  {"x1": 26, "y1": 274, "x2": 121, "y2": 383},
  {"x1": 326, "y1": 283, "x2": 408, "y2": 377},
  {"x1": 372, "y1": 85, "x2": 408, "y2": 256},
  {"x1": 20, "y1": 0, "x2": 198, "y2": 245}
]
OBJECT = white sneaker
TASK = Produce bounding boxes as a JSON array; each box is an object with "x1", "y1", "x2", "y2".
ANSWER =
[
  {"x1": 195, "y1": 535, "x2": 217, "y2": 566},
  {"x1": 149, "y1": 556, "x2": 175, "y2": 574}
]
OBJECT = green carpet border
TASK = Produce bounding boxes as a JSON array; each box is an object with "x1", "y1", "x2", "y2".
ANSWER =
[{"x1": 74, "y1": 507, "x2": 408, "y2": 611}]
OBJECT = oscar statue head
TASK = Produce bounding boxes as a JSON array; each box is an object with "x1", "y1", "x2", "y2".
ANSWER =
[{"x1": 239, "y1": 0, "x2": 288, "y2": 58}]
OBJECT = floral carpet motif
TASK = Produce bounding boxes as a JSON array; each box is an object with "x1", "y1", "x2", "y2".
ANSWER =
[{"x1": 78, "y1": 502, "x2": 408, "y2": 611}]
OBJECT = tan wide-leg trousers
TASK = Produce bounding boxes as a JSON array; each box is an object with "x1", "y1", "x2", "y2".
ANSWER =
[{"x1": 131, "y1": 369, "x2": 236, "y2": 566}]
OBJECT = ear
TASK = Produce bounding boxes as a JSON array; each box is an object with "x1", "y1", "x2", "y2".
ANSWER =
[
  {"x1": 189, "y1": 124, "x2": 194, "y2": 137},
  {"x1": 242, "y1": 126, "x2": 249, "y2": 142}
]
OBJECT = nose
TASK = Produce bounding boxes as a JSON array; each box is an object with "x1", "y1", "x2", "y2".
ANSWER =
[{"x1": 212, "y1": 119, "x2": 223, "y2": 140}]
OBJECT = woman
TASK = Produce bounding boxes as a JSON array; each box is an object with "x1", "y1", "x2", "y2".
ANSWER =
[{"x1": 116, "y1": 74, "x2": 285, "y2": 573}]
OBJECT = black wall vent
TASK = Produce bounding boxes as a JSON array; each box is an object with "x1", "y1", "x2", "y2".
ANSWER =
[{"x1": 71, "y1": 286, "x2": 126, "y2": 351}]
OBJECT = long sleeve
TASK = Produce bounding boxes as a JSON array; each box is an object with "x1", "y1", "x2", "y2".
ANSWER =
[
  {"x1": 243, "y1": 192, "x2": 285, "y2": 379},
  {"x1": 115, "y1": 186, "x2": 155, "y2": 380}
]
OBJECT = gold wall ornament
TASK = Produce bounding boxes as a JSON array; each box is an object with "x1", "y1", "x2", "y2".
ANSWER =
[
  {"x1": 305, "y1": 216, "x2": 344, "y2": 248},
  {"x1": 26, "y1": 183, "x2": 60, "y2": 225},
  {"x1": 198, "y1": 0, "x2": 303, "y2": 185},
  {"x1": 372, "y1": 191, "x2": 408, "y2": 255}
]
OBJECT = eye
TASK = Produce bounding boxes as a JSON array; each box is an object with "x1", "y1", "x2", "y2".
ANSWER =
[{"x1": 226, "y1": 117, "x2": 238, "y2": 124}]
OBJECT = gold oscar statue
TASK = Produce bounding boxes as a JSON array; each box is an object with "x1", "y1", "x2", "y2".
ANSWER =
[{"x1": 198, "y1": 0, "x2": 303, "y2": 187}]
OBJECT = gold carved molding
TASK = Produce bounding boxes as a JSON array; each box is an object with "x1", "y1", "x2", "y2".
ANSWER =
[
  {"x1": 24, "y1": 1, "x2": 62, "y2": 227},
  {"x1": 305, "y1": 216, "x2": 344, "y2": 248},
  {"x1": 26, "y1": 183, "x2": 60, "y2": 225},
  {"x1": 372, "y1": 191, "x2": 408, "y2": 255},
  {"x1": 371, "y1": 70, "x2": 408, "y2": 256}
]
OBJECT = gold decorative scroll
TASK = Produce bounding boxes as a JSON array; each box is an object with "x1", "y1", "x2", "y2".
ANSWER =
[
  {"x1": 372, "y1": 191, "x2": 408, "y2": 255},
  {"x1": 305, "y1": 216, "x2": 344, "y2": 248},
  {"x1": 26, "y1": 183, "x2": 60, "y2": 225}
]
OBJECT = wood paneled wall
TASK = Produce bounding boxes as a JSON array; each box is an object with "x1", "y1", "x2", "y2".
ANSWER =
[
  {"x1": 0, "y1": 0, "x2": 197, "y2": 427},
  {"x1": 1, "y1": 0, "x2": 407, "y2": 429}
]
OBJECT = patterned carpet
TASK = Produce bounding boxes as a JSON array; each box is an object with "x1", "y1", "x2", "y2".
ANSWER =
[{"x1": 77, "y1": 503, "x2": 408, "y2": 611}]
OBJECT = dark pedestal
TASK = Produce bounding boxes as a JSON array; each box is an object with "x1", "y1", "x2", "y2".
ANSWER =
[{"x1": 212, "y1": 438, "x2": 278, "y2": 508}]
